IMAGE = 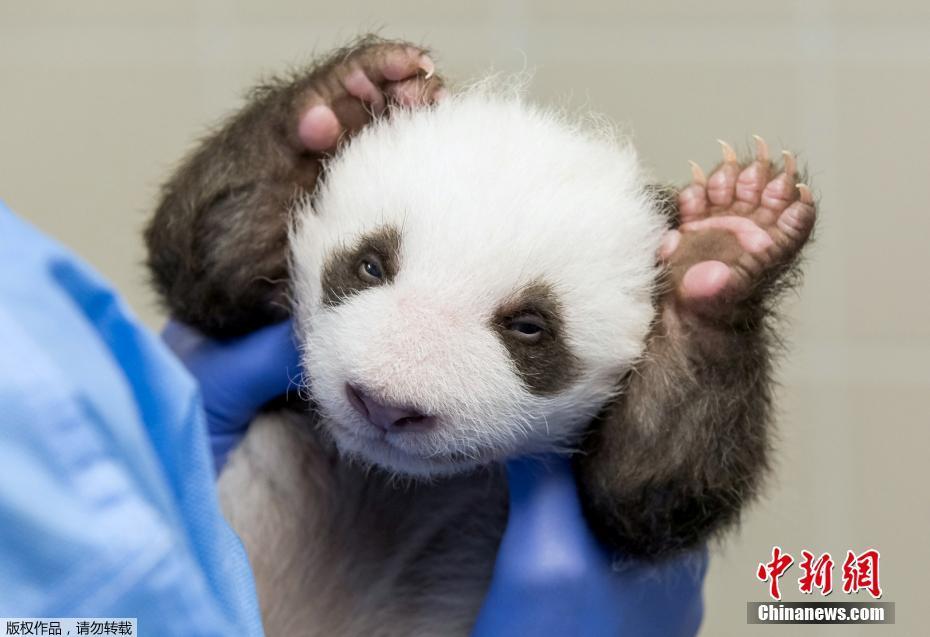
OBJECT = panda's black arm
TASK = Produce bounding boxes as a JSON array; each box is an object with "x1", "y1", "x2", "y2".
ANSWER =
[
  {"x1": 144, "y1": 37, "x2": 441, "y2": 338},
  {"x1": 574, "y1": 155, "x2": 815, "y2": 558},
  {"x1": 575, "y1": 302, "x2": 774, "y2": 559},
  {"x1": 144, "y1": 85, "x2": 313, "y2": 337}
]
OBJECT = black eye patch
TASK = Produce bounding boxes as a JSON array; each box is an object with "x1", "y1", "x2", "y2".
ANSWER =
[
  {"x1": 320, "y1": 225, "x2": 401, "y2": 307},
  {"x1": 492, "y1": 282, "x2": 579, "y2": 396}
]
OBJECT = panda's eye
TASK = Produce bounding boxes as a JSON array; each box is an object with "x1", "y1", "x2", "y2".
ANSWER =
[
  {"x1": 507, "y1": 313, "x2": 546, "y2": 343},
  {"x1": 358, "y1": 255, "x2": 385, "y2": 283}
]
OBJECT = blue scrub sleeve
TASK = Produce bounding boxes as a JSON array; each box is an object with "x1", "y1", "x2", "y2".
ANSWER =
[{"x1": 0, "y1": 203, "x2": 264, "y2": 636}]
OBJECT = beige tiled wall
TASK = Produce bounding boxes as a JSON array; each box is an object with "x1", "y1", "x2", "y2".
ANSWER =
[{"x1": 2, "y1": 2, "x2": 927, "y2": 635}]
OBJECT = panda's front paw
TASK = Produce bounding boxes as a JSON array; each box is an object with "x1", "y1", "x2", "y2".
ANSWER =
[
  {"x1": 659, "y1": 136, "x2": 817, "y2": 322},
  {"x1": 294, "y1": 35, "x2": 445, "y2": 153}
]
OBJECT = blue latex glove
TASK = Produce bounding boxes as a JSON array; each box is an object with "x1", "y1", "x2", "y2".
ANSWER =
[
  {"x1": 472, "y1": 456, "x2": 707, "y2": 637},
  {"x1": 162, "y1": 320, "x2": 302, "y2": 473}
]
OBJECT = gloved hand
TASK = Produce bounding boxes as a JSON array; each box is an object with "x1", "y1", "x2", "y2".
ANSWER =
[
  {"x1": 162, "y1": 320, "x2": 301, "y2": 473},
  {"x1": 472, "y1": 455, "x2": 707, "y2": 637}
]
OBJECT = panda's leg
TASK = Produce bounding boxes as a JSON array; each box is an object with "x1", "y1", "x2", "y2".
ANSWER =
[
  {"x1": 145, "y1": 36, "x2": 444, "y2": 337},
  {"x1": 575, "y1": 137, "x2": 816, "y2": 558}
]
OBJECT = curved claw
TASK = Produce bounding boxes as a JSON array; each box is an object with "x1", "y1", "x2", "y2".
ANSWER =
[
  {"x1": 752, "y1": 134, "x2": 770, "y2": 163},
  {"x1": 796, "y1": 183, "x2": 813, "y2": 204},
  {"x1": 717, "y1": 139, "x2": 738, "y2": 163},
  {"x1": 782, "y1": 150, "x2": 797, "y2": 177},
  {"x1": 688, "y1": 160, "x2": 707, "y2": 186},
  {"x1": 418, "y1": 54, "x2": 435, "y2": 80}
]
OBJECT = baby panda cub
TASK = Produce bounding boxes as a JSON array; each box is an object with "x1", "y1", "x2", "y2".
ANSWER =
[{"x1": 146, "y1": 37, "x2": 816, "y2": 636}]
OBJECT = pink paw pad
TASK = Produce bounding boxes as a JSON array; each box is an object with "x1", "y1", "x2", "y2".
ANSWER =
[
  {"x1": 298, "y1": 105, "x2": 341, "y2": 151},
  {"x1": 682, "y1": 260, "x2": 732, "y2": 299},
  {"x1": 680, "y1": 216, "x2": 774, "y2": 253}
]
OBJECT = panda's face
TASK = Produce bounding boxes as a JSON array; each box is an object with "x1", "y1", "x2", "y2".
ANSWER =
[{"x1": 290, "y1": 91, "x2": 665, "y2": 477}]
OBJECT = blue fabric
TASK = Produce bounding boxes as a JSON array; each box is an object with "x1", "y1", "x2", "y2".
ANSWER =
[{"x1": 0, "y1": 203, "x2": 263, "y2": 637}]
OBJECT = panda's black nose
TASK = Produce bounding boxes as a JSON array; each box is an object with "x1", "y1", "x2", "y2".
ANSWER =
[{"x1": 345, "y1": 383, "x2": 435, "y2": 432}]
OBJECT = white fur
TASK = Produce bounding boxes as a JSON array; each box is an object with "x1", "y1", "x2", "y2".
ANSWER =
[{"x1": 289, "y1": 87, "x2": 665, "y2": 477}]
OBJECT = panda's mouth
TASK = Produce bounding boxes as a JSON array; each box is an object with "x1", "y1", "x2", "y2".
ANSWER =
[{"x1": 327, "y1": 414, "x2": 489, "y2": 477}]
